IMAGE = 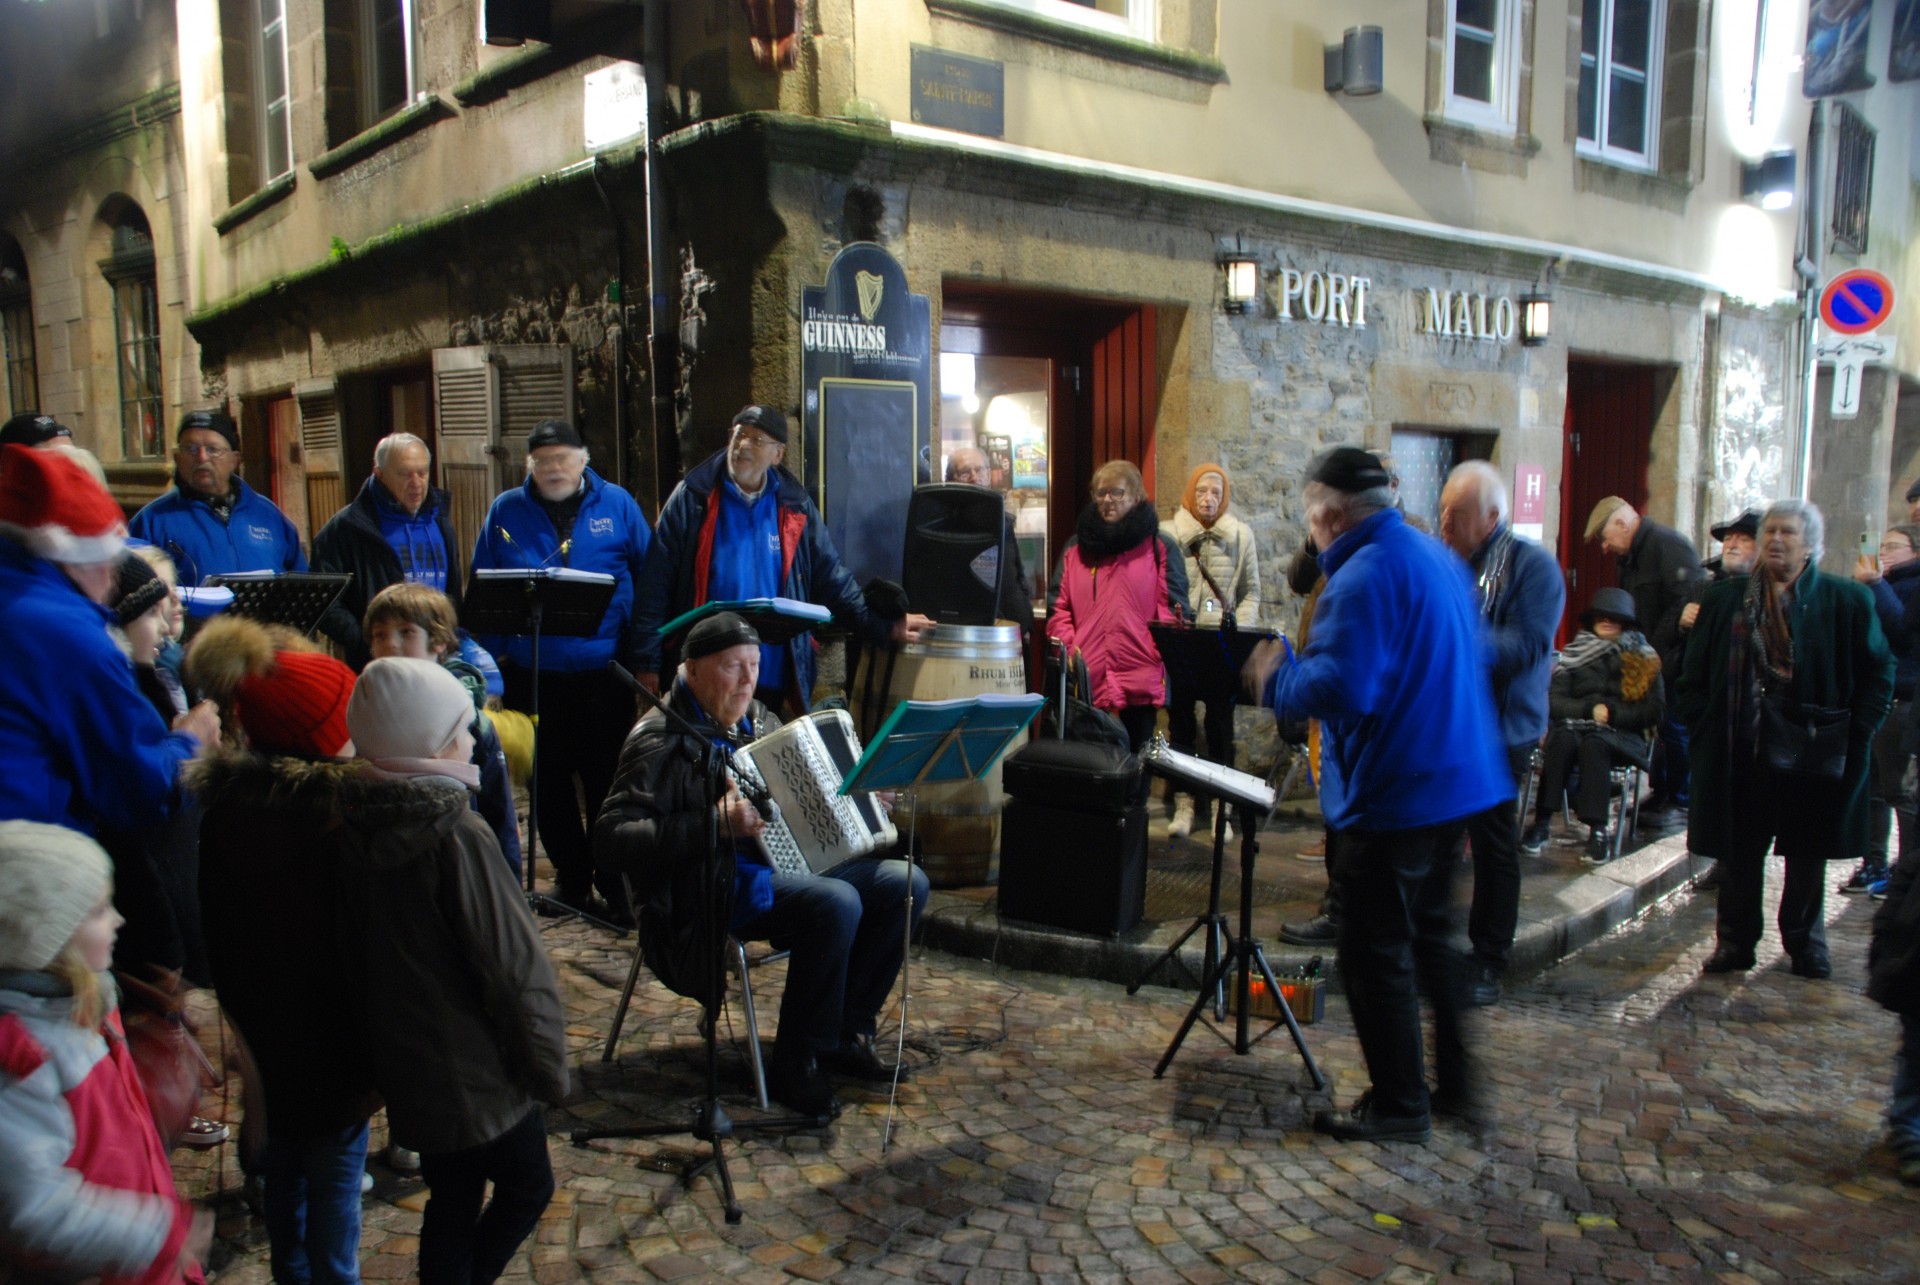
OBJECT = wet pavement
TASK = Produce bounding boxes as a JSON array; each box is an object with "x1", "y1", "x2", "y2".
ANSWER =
[{"x1": 168, "y1": 794, "x2": 1920, "y2": 1283}]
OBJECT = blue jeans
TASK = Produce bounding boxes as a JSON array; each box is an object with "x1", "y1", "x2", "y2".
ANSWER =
[
  {"x1": 264, "y1": 1121, "x2": 369, "y2": 1285},
  {"x1": 1893, "y1": 1012, "x2": 1920, "y2": 1158},
  {"x1": 418, "y1": 1106, "x2": 555, "y2": 1285},
  {"x1": 735, "y1": 857, "x2": 929, "y2": 1058}
]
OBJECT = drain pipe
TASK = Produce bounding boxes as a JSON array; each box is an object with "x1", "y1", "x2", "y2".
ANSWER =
[
  {"x1": 1795, "y1": 100, "x2": 1825, "y2": 501},
  {"x1": 642, "y1": 0, "x2": 677, "y2": 506},
  {"x1": 591, "y1": 156, "x2": 627, "y2": 489}
]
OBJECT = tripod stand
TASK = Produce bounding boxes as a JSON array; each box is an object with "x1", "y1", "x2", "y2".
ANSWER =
[
  {"x1": 570, "y1": 665, "x2": 826, "y2": 1224},
  {"x1": 464, "y1": 570, "x2": 626, "y2": 932},
  {"x1": 1152, "y1": 791, "x2": 1325, "y2": 1087},
  {"x1": 1127, "y1": 801, "x2": 1230, "y2": 1017}
]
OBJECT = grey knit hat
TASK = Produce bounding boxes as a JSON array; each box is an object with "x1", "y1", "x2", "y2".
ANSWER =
[
  {"x1": 0, "y1": 821, "x2": 112, "y2": 971},
  {"x1": 348, "y1": 658, "x2": 475, "y2": 761}
]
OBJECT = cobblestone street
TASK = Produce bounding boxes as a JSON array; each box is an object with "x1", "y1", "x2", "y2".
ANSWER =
[{"x1": 191, "y1": 864, "x2": 1920, "y2": 1284}]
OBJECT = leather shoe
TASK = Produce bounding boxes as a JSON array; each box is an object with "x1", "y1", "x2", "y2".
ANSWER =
[
  {"x1": 820, "y1": 1034, "x2": 908, "y2": 1084},
  {"x1": 765, "y1": 1055, "x2": 840, "y2": 1119},
  {"x1": 1701, "y1": 946, "x2": 1755, "y2": 974},
  {"x1": 1312, "y1": 1092, "x2": 1431, "y2": 1144},
  {"x1": 1789, "y1": 952, "x2": 1833, "y2": 980},
  {"x1": 1280, "y1": 913, "x2": 1340, "y2": 946}
]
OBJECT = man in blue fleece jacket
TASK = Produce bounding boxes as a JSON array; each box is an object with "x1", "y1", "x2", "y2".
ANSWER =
[{"x1": 1250, "y1": 447, "x2": 1511, "y2": 1144}]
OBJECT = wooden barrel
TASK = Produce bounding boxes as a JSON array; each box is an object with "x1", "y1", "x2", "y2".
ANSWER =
[{"x1": 853, "y1": 623, "x2": 1027, "y2": 887}]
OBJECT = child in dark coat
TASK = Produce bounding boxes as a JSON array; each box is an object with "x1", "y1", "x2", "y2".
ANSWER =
[{"x1": 363, "y1": 584, "x2": 522, "y2": 877}]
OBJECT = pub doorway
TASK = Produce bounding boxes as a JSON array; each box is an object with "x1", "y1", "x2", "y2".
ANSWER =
[{"x1": 1557, "y1": 357, "x2": 1676, "y2": 644}]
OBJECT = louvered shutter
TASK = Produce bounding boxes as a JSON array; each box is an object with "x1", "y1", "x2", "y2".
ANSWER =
[
  {"x1": 432, "y1": 347, "x2": 500, "y2": 571},
  {"x1": 295, "y1": 379, "x2": 345, "y2": 535}
]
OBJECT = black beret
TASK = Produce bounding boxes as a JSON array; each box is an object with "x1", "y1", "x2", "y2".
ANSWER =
[
  {"x1": 1305, "y1": 446, "x2": 1392, "y2": 494},
  {"x1": 178, "y1": 409, "x2": 239, "y2": 450},
  {"x1": 685, "y1": 611, "x2": 762, "y2": 660},
  {"x1": 526, "y1": 419, "x2": 583, "y2": 451},
  {"x1": 0, "y1": 413, "x2": 73, "y2": 448},
  {"x1": 1710, "y1": 510, "x2": 1761, "y2": 542},
  {"x1": 731, "y1": 404, "x2": 789, "y2": 444}
]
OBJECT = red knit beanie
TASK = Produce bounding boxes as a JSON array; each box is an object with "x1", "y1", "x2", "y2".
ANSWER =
[
  {"x1": 185, "y1": 616, "x2": 357, "y2": 758},
  {"x1": 0, "y1": 443, "x2": 128, "y2": 563}
]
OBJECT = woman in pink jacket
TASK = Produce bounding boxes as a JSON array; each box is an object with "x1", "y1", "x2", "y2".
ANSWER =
[{"x1": 1047, "y1": 461, "x2": 1188, "y2": 757}]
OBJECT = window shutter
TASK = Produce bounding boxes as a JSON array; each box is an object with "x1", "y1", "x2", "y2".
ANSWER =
[
  {"x1": 496, "y1": 343, "x2": 574, "y2": 473},
  {"x1": 432, "y1": 345, "x2": 501, "y2": 571},
  {"x1": 295, "y1": 379, "x2": 344, "y2": 535}
]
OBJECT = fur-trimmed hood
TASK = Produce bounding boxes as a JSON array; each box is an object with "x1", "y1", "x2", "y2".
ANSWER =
[{"x1": 186, "y1": 751, "x2": 470, "y2": 872}]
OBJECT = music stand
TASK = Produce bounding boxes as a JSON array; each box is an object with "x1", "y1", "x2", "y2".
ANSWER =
[
  {"x1": 1129, "y1": 625, "x2": 1274, "y2": 1006},
  {"x1": 1138, "y1": 740, "x2": 1324, "y2": 1089},
  {"x1": 463, "y1": 570, "x2": 619, "y2": 929},
  {"x1": 571, "y1": 663, "x2": 826, "y2": 1224},
  {"x1": 203, "y1": 572, "x2": 350, "y2": 637},
  {"x1": 840, "y1": 691, "x2": 1044, "y2": 1150}
]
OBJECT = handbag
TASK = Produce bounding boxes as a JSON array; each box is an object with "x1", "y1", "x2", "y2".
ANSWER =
[
  {"x1": 115, "y1": 967, "x2": 218, "y2": 1150},
  {"x1": 1759, "y1": 690, "x2": 1851, "y2": 781}
]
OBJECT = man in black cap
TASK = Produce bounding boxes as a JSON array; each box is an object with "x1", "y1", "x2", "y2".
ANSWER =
[
  {"x1": 469, "y1": 418, "x2": 653, "y2": 920},
  {"x1": 0, "y1": 412, "x2": 74, "y2": 450},
  {"x1": 127, "y1": 409, "x2": 307, "y2": 585},
  {"x1": 1247, "y1": 445, "x2": 1511, "y2": 1143},
  {"x1": 631, "y1": 404, "x2": 934, "y2": 716},
  {"x1": 595, "y1": 611, "x2": 928, "y2": 1117}
]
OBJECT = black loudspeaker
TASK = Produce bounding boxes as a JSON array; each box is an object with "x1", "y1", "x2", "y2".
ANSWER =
[
  {"x1": 902, "y1": 484, "x2": 1006, "y2": 626},
  {"x1": 998, "y1": 799, "x2": 1147, "y2": 936}
]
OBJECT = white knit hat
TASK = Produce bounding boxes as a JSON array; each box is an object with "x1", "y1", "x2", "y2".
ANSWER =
[
  {"x1": 347, "y1": 658, "x2": 474, "y2": 762},
  {"x1": 0, "y1": 822, "x2": 113, "y2": 971}
]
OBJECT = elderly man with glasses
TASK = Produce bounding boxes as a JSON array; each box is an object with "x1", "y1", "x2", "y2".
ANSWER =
[
  {"x1": 631, "y1": 404, "x2": 933, "y2": 717},
  {"x1": 127, "y1": 409, "x2": 307, "y2": 586}
]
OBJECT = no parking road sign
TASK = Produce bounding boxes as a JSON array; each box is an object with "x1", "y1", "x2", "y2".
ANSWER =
[{"x1": 1819, "y1": 269, "x2": 1895, "y2": 335}]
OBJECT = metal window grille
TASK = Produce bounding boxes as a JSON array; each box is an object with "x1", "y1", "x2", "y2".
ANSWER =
[{"x1": 1831, "y1": 103, "x2": 1874, "y2": 256}]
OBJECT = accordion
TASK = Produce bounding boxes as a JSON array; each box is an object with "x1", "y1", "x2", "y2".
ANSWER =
[{"x1": 729, "y1": 709, "x2": 898, "y2": 877}]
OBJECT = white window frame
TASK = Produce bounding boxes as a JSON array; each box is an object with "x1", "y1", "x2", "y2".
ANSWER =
[
  {"x1": 256, "y1": 0, "x2": 293, "y2": 182},
  {"x1": 1576, "y1": 0, "x2": 1664, "y2": 169},
  {"x1": 972, "y1": 0, "x2": 1155, "y2": 44},
  {"x1": 358, "y1": 0, "x2": 418, "y2": 127},
  {"x1": 1444, "y1": 0, "x2": 1523, "y2": 132}
]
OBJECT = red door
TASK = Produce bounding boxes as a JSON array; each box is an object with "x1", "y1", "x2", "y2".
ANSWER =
[{"x1": 1557, "y1": 359, "x2": 1656, "y2": 645}]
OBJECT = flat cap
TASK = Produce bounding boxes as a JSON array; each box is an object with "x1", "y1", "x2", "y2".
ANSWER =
[
  {"x1": 1584, "y1": 496, "x2": 1629, "y2": 542},
  {"x1": 1710, "y1": 510, "x2": 1761, "y2": 542}
]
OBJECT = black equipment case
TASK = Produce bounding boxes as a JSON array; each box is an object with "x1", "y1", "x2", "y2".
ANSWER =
[{"x1": 1000, "y1": 738, "x2": 1139, "y2": 811}]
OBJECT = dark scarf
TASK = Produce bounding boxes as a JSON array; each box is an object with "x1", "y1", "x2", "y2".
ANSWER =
[
  {"x1": 179, "y1": 477, "x2": 237, "y2": 524},
  {"x1": 1075, "y1": 499, "x2": 1160, "y2": 564},
  {"x1": 1471, "y1": 525, "x2": 1518, "y2": 620},
  {"x1": 1744, "y1": 561, "x2": 1801, "y2": 689}
]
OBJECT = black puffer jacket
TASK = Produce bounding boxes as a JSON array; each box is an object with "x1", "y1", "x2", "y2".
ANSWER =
[
  {"x1": 1870, "y1": 845, "x2": 1920, "y2": 1016},
  {"x1": 1547, "y1": 631, "x2": 1666, "y2": 768},
  {"x1": 594, "y1": 683, "x2": 775, "y2": 1006},
  {"x1": 193, "y1": 754, "x2": 568, "y2": 1152}
]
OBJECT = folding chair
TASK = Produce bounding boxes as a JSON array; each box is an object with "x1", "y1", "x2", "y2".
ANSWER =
[{"x1": 602, "y1": 878, "x2": 790, "y2": 1110}]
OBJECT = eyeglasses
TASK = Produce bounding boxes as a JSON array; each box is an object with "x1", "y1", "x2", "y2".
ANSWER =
[
  {"x1": 1881, "y1": 541, "x2": 1912, "y2": 554},
  {"x1": 176, "y1": 443, "x2": 231, "y2": 460},
  {"x1": 1094, "y1": 487, "x2": 1134, "y2": 502}
]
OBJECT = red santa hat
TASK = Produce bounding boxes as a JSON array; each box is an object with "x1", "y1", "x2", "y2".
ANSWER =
[{"x1": 0, "y1": 443, "x2": 129, "y2": 564}]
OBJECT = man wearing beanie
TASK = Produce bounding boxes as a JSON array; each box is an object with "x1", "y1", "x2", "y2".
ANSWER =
[
  {"x1": 1160, "y1": 462, "x2": 1262, "y2": 840},
  {"x1": 341, "y1": 658, "x2": 566, "y2": 1281},
  {"x1": 597, "y1": 611, "x2": 929, "y2": 1119},
  {"x1": 631, "y1": 403, "x2": 934, "y2": 717},
  {"x1": 0, "y1": 444, "x2": 220, "y2": 834},
  {"x1": 468, "y1": 418, "x2": 651, "y2": 921},
  {"x1": 0, "y1": 821, "x2": 216, "y2": 1285},
  {"x1": 1247, "y1": 446, "x2": 1510, "y2": 1143},
  {"x1": 128, "y1": 409, "x2": 306, "y2": 586}
]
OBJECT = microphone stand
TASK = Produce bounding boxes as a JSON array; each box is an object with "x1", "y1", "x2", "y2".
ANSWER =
[{"x1": 571, "y1": 662, "x2": 827, "y2": 1225}]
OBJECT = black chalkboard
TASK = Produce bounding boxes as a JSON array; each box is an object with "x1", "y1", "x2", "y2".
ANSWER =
[{"x1": 818, "y1": 377, "x2": 917, "y2": 588}]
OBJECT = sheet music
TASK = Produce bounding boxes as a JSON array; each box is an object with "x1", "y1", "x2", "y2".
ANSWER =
[{"x1": 1142, "y1": 738, "x2": 1275, "y2": 814}]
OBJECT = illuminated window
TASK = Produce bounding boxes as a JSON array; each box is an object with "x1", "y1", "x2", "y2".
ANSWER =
[{"x1": 1577, "y1": 0, "x2": 1664, "y2": 166}]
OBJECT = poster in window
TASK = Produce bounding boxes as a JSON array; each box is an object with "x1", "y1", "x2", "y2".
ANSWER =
[
  {"x1": 1803, "y1": 0, "x2": 1875, "y2": 97},
  {"x1": 1013, "y1": 440, "x2": 1047, "y2": 490},
  {"x1": 1892, "y1": 0, "x2": 1920, "y2": 82},
  {"x1": 980, "y1": 434, "x2": 1012, "y2": 491}
]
